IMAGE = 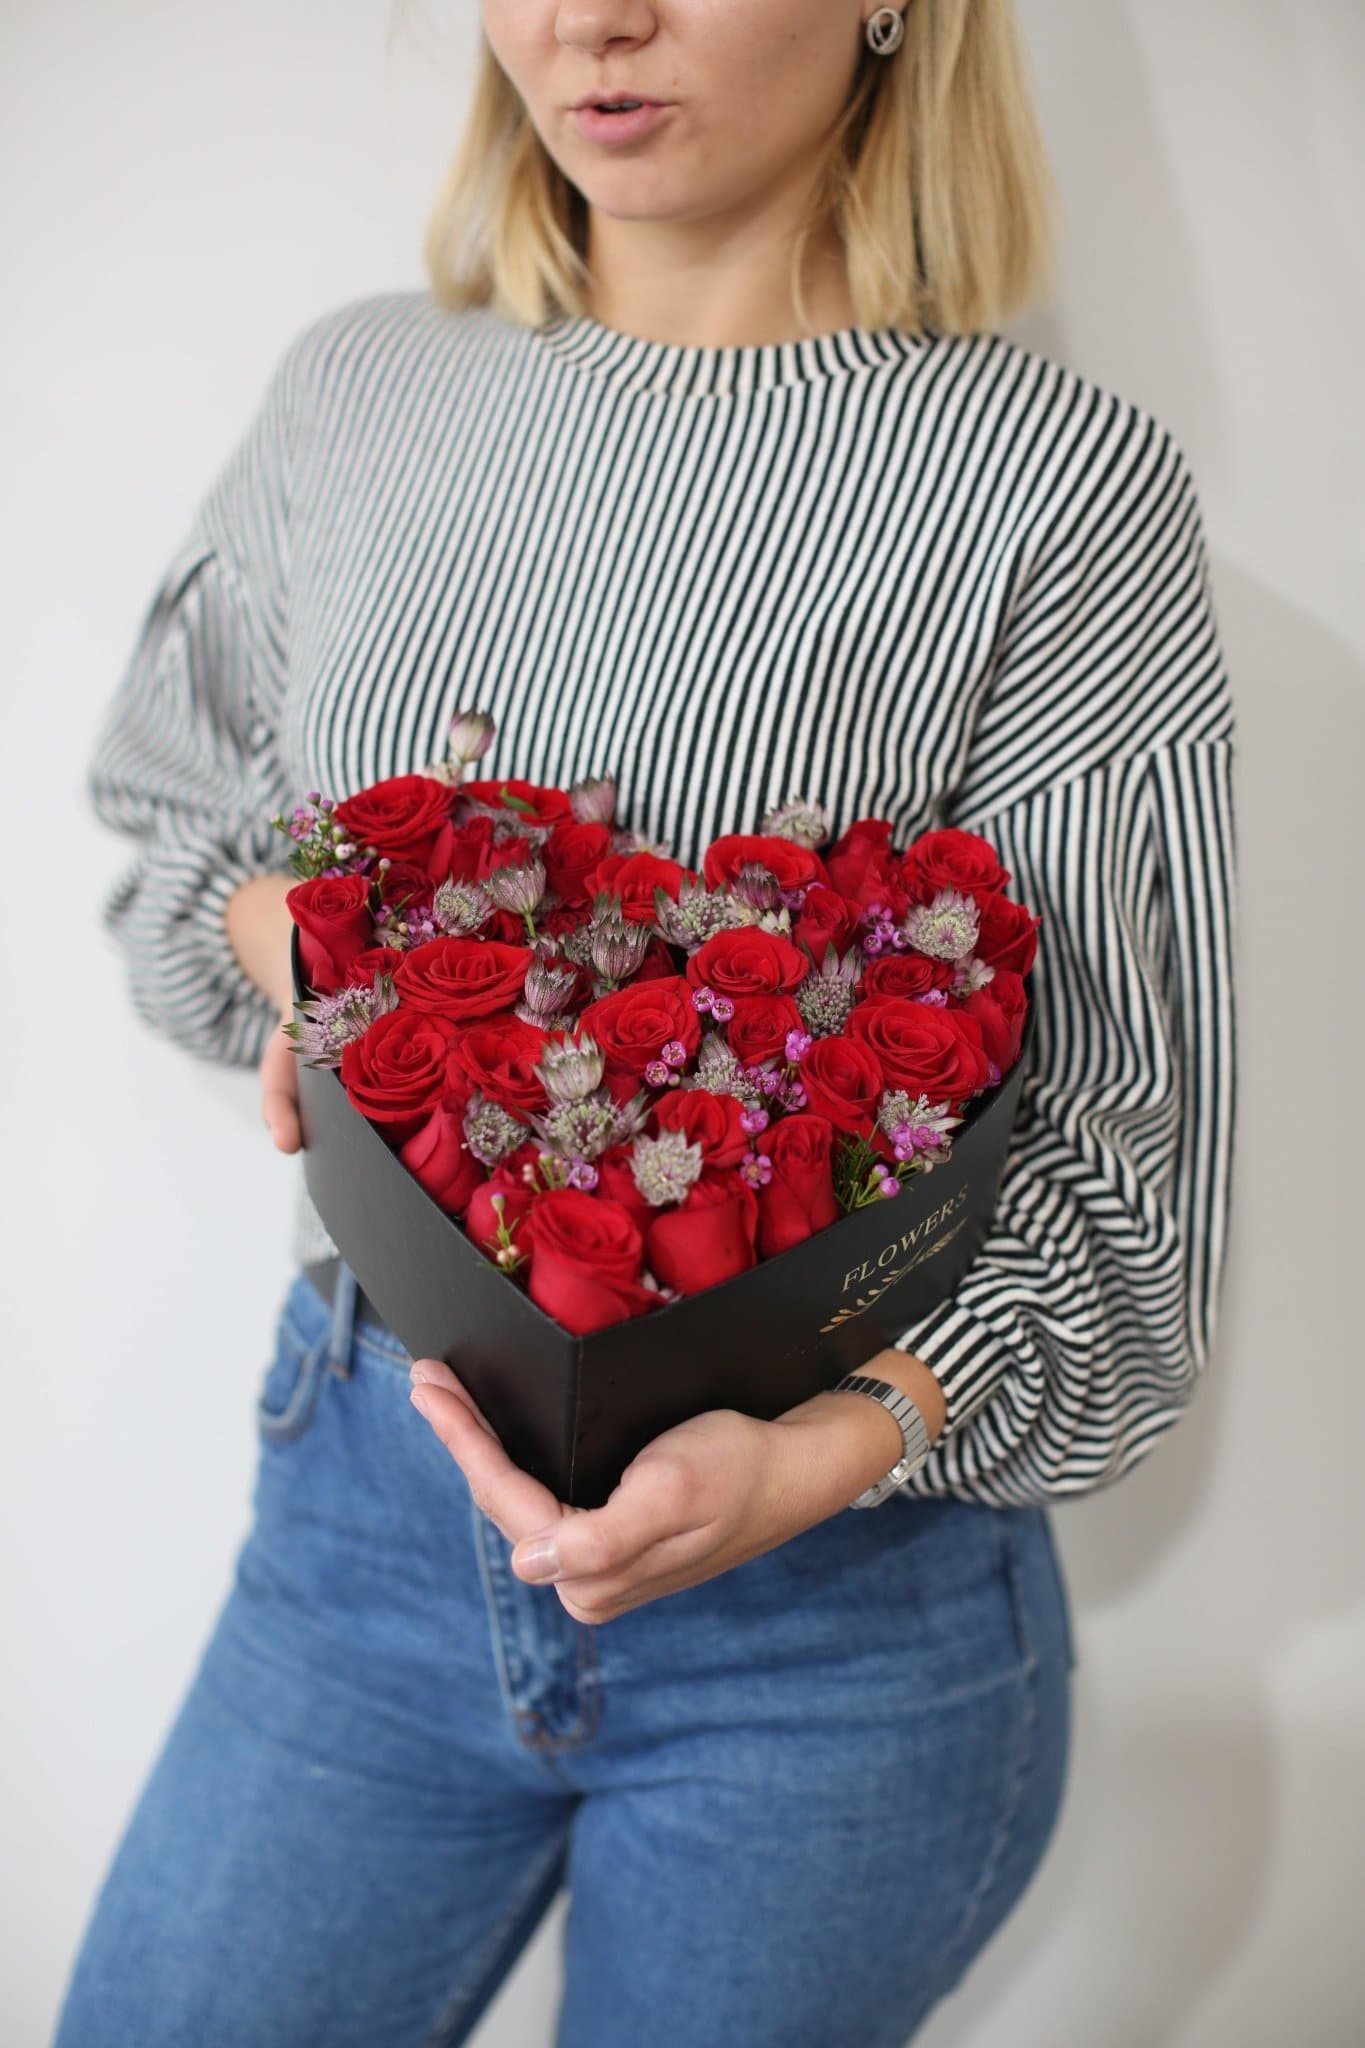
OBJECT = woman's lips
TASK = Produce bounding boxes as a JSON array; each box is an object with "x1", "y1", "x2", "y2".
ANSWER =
[{"x1": 573, "y1": 103, "x2": 674, "y2": 146}]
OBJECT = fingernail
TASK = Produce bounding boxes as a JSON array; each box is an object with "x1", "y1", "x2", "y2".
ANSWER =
[
  {"x1": 409, "y1": 1386, "x2": 432, "y2": 1418},
  {"x1": 410, "y1": 1359, "x2": 456, "y2": 1390},
  {"x1": 514, "y1": 1538, "x2": 561, "y2": 1582}
]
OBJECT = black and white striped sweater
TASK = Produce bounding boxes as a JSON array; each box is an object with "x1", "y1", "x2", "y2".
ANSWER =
[{"x1": 85, "y1": 289, "x2": 1239, "y2": 1507}]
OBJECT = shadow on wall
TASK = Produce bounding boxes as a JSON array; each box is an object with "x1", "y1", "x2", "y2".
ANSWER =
[
  {"x1": 914, "y1": 557, "x2": 1363, "y2": 2044},
  {"x1": 904, "y1": 4, "x2": 1365, "y2": 2022}
]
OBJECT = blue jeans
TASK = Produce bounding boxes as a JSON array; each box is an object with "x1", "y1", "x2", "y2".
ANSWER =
[{"x1": 52, "y1": 1264, "x2": 1075, "y2": 2048}]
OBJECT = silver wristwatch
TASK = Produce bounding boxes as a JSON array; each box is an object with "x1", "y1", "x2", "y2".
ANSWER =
[{"x1": 831, "y1": 1372, "x2": 932, "y2": 1507}]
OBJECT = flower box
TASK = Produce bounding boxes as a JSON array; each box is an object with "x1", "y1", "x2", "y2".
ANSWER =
[{"x1": 291, "y1": 927, "x2": 1033, "y2": 1506}]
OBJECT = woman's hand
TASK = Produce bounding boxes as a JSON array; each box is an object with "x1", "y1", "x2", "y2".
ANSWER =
[
  {"x1": 407, "y1": 1353, "x2": 924, "y2": 1622},
  {"x1": 260, "y1": 1013, "x2": 302, "y2": 1153},
  {"x1": 224, "y1": 872, "x2": 302, "y2": 1153}
]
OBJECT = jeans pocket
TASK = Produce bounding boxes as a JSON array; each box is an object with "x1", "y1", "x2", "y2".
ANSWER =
[{"x1": 255, "y1": 1320, "x2": 329, "y2": 1445}]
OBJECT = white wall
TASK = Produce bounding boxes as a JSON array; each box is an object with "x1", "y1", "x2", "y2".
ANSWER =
[{"x1": 3, "y1": 4, "x2": 1361, "y2": 2044}]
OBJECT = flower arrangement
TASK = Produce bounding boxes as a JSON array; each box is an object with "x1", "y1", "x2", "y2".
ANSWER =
[{"x1": 276, "y1": 711, "x2": 1041, "y2": 1340}]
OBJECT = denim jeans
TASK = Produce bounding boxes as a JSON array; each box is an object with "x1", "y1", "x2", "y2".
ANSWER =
[{"x1": 52, "y1": 1263, "x2": 1075, "y2": 2048}]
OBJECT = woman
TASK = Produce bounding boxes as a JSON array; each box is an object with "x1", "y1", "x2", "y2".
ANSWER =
[{"x1": 55, "y1": 3, "x2": 1238, "y2": 2044}]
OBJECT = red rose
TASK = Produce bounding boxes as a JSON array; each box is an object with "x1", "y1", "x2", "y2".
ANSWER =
[
  {"x1": 392, "y1": 936, "x2": 533, "y2": 1020},
  {"x1": 443, "y1": 814, "x2": 496, "y2": 883},
  {"x1": 585, "y1": 850, "x2": 692, "y2": 923},
  {"x1": 974, "y1": 892, "x2": 1043, "y2": 976},
  {"x1": 756, "y1": 1113, "x2": 839, "y2": 1257},
  {"x1": 464, "y1": 1159, "x2": 538, "y2": 1255},
  {"x1": 440, "y1": 813, "x2": 541, "y2": 900},
  {"x1": 544, "y1": 820, "x2": 614, "y2": 908},
  {"x1": 522, "y1": 1190, "x2": 659, "y2": 1335},
  {"x1": 651, "y1": 1088, "x2": 751, "y2": 1169},
  {"x1": 861, "y1": 952, "x2": 954, "y2": 1001},
  {"x1": 701, "y1": 833, "x2": 830, "y2": 896},
  {"x1": 480, "y1": 833, "x2": 541, "y2": 881},
  {"x1": 373, "y1": 859, "x2": 434, "y2": 912},
  {"x1": 724, "y1": 993, "x2": 805, "y2": 1068},
  {"x1": 961, "y1": 969, "x2": 1028, "y2": 1071},
  {"x1": 643, "y1": 1169, "x2": 760, "y2": 1295},
  {"x1": 848, "y1": 996, "x2": 993, "y2": 1105},
  {"x1": 448, "y1": 1014, "x2": 552, "y2": 1117},
  {"x1": 539, "y1": 904, "x2": 591, "y2": 944},
  {"x1": 578, "y1": 978, "x2": 701, "y2": 1088},
  {"x1": 458, "y1": 777, "x2": 574, "y2": 830},
  {"x1": 821, "y1": 818, "x2": 905, "y2": 913},
  {"x1": 332, "y1": 774, "x2": 457, "y2": 882},
  {"x1": 634, "y1": 938, "x2": 682, "y2": 983},
  {"x1": 339, "y1": 944, "x2": 406, "y2": 990},
  {"x1": 902, "y1": 827, "x2": 1011, "y2": 905},
  {"x1": 397, "y1": 1087, "x2": 483, "y2": 1216},
  {"x1": 791, "y1": 884, "x2": 861, "y2": 966},
  {"x1": 796, "y1": 1033, "x2": 884, "y2": 1136},
  {"x1": 686, "y1": 927, "x2": 809, "y2": 997},
  {"x1": 287, "y1": 874, "x2": 375, "y2": 994},
  {"x1": 339, "y1": 1008, "x2": 461, "y2": 1142}
]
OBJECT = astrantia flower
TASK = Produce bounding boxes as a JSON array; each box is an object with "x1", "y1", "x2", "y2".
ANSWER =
[
  {"x1": 876, "y1": 1088, "x2": 962, "y2": 1165},
  {"x1": 448, "y1": 709, "x2": 495, "y2": 764},
  {"x1": 463, "y1": 1092, "x2": 528, "y2": 1168},
  {"x1": 587, "y1": 906, "x2": 652, "y2": 984},
  {"x1": 794, "y1": 943, "x2": 862, "y2": 1038},
  {"x1": 530, "y1": 1088, "x2": 650, "y2": 1164},
  {"x1": 729, "y1": 861, "x2": 785, "y2": 913},
  {"x1": 950, "y1": 954, "x2": 997, "y2": 995},
  {"x1": 902, "y1": 887, "x2": 981, "y2": 963},
  {"x1": 287, "y1": 974, "x2": 399, "y2": 1068},
  {"x1": 686, "y1": 1033, "x2": 765, "y2": 1112},
  {"x1": 555, "y1": 921, "x2": 596, "y2": 971},
  {"x1": 608, "y1": 828, "x2": 673, "y2": 858},
  {"x1": 482, "y1": 857, "x2": 547, "y2": 918},
  {"x1": 759, "y1": 795, "x2": 831, "y2": 847},
  {"x1": 535, "y1": 1031, "x2": 606, "y2": 1106},
  {"x1": 421, "y1": 709, "x2": 496, "y2": 783},
  {"x1": 569, "y1": 775, "x2": 617, "y2": 826},
  {"x1": 630, "y1": 1128, "x2": 705, "y2": 1207},
  {"x1": 652, "y1": 877, "x2": 741, "y2": 953},
  {"x1": 515, "y1": 954, "x2": 580, "y2": 1027},
  {"x1": 432, "y1": 878, "x2": 496, "y2": 936}
]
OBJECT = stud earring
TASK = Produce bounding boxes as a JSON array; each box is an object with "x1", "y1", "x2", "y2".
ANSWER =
[{"x1": 865, "y1": 6, "x2": 905, "y2": 56}]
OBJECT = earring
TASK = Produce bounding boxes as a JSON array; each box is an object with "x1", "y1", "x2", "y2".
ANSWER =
[{"x1": 865, "y1": 6, "x2": 905, "y2": 55}]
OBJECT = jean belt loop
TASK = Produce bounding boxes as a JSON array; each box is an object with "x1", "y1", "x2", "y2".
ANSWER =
[{"x1": 327, "y1": 1260, "x2": 360, "y2": 1379}]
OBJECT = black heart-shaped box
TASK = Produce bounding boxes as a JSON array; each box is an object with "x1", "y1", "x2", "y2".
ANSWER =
[{"x1": 292, "y1": 927, "x2": 1033, "y2": 1506}]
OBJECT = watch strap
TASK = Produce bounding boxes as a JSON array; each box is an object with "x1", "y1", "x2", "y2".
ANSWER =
[{"x1": 830, "y1": 1371, "x2": 932, "y2": 1507}]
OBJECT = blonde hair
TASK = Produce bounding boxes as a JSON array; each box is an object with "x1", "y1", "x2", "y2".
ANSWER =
[{"x1": 423, "y1": 3, "x2": 1059, "y2": 340}]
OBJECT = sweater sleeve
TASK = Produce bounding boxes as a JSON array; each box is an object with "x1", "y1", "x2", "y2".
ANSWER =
[
  {"x1": 890, "y1": 416, "x2": 1240, "y2": 1506},
  {"x1": 85, "y1": 333, "x2": 308, "y2": 1069}
]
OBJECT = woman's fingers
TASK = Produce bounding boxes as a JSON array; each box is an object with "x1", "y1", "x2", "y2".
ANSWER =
[
  {"x1": 410, "y1": 1374, "x2": 569, "y2": 1543},
  {"x1": 411, "y1": 1357, "x2": 503, "y2": 1444},
  {"x1": 260, "y1": 1016, "x2": 301, "y2": 1152}
]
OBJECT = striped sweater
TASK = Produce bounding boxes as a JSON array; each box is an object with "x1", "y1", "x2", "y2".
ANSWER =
[{"x1": 85, "y1": 289, "x2": 1239, "y2": 1508}]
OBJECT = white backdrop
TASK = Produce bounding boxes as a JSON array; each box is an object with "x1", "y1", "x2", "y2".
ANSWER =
[{"x1": 3, "y1": 4, "x2": 1362, "y2": 2043}]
